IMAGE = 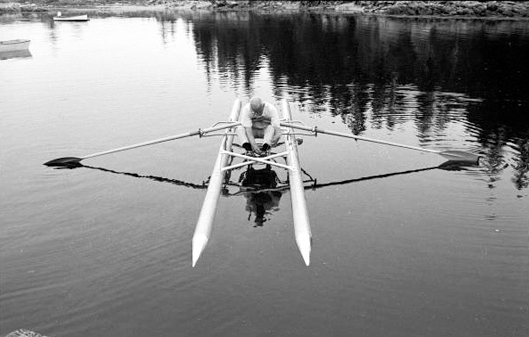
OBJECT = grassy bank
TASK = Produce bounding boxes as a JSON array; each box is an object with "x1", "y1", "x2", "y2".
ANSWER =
[{"x1": 1, "y1": 1, "x2": 529, "y2": 18}]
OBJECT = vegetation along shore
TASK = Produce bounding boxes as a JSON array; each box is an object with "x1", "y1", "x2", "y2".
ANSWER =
[{"x1": 1, "y1": 1, "x2": 529, "y2": 18}]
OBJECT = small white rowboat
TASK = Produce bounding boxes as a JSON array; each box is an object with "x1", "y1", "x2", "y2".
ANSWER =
[
  {"x1": 0, "y1": 39, "x2": 30, "y2": 53},
  {"x1": 53, "y1": 14, "x2": 89, "y2": 22}
]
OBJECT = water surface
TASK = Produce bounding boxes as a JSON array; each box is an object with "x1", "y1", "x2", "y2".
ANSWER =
[{"x1": 1, "y1": 10, "x2": 528, "y2": 337}]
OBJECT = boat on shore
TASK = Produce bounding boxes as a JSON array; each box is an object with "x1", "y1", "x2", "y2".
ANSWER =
[
  {"x1": 53, "y1": 12, "x2": 89, "y2": 22},
  {"x1": 0, "y1": 39, "x2": 30, "y2": 53}
]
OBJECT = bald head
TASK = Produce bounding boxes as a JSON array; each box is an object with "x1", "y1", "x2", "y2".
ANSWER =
[{"x1": 250, "y1": 96, "x2": 264, "y2": 115}]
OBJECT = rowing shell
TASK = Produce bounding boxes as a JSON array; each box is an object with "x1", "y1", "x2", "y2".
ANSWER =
[
  {"x1": 191, "y1": 98, "x2": 312, "y2": 266},
  {"x1": 281, "y1": 99, "x2": 312, "y2": 266},
  {"x1": 192, "y1": 99, "x2": 242, "y2": 267}
]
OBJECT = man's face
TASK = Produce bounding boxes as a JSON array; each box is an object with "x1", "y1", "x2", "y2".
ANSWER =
[{"x1": 252, "y1": 104, "x2": 264, "y2": 115}]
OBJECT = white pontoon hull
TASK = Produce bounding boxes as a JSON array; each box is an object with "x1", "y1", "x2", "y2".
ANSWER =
[
  {"x1": 53, "y1": 15, "x2": 89, "y2": 22},
  {"x1": 0, "y1": 39, "x2": 30, "y2": 53}
]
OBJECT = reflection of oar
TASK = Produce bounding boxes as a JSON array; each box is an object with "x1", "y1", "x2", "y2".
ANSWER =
[
  {"x1": 281, "y1": 122, "x2": 481, "y2": 163},
  {"x1": 44, "y1": 122, "x2": 241, "y2": 167},
  {"x1": 307, "y1": 160, "x2": 473, "y2": 190}
]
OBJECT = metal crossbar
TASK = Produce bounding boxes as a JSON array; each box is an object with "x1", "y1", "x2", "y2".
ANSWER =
[{"x1": 220, "y1": 150, "x2": 293, "y2": 171}]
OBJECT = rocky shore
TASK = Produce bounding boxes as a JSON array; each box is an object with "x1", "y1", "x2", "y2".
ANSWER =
[
  {"x1": 1, "y1": 1, "x2": 529, "y2": 18},
  {"x1": 359, "y1": 1, "x2": 529, "y2": 17}
]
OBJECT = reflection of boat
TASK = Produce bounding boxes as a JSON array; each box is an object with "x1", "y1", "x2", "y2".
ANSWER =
[
  {"x1": 0, "y1": 49, "x2": 32, "y2": 61},
  {"x1": 53, "y1": 12, "x2": 89, "y2": 22},
  {"x1": 0, "y1": 39, "x2": 30, "y2": 52}
]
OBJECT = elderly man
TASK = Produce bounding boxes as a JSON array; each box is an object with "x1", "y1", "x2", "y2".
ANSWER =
[{"x1": 237, "y1": 96, "x2": 282, "y2": 155}]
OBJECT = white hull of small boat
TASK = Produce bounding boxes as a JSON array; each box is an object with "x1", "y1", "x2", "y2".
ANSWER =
[
  {"x1": 53, "y1": 14, "x2": 89, "y2": 22},
  {"x1": 0, "y1": 50, "x2": 32, "y2": 61},
  {"x1": 0, "y1": 39, "x2": 30, "y2": 53}
]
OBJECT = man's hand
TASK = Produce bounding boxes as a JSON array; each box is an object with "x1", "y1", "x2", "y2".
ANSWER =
[
  {"x1": 245, "y1": 127, "x2": 261, "y2": 155},
  {"x1": 251, "y1": 142, "x2": 262, "y2": 155}
]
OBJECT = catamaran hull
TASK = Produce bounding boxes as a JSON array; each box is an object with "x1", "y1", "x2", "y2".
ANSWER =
[
  {"x1": 282, "y1": 99, "x2": 312, "y2": 266},
  {"x1": 192, "y1": 99, "x2": 242, "y2": 267}
]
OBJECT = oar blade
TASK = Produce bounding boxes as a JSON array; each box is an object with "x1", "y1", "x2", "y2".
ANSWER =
[
  {"x1": 44, "y1": 157, "x2": 83, "y2": 168},
  {"x1": 439, "y1": 150, "x2": 481, "y2": 164}
]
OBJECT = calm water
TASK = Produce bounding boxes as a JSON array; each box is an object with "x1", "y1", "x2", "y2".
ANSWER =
[{"x1": 1, "y1": 9, "x2": 528, "y2": 337}]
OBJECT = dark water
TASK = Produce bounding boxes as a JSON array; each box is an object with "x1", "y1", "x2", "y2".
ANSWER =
[{"x1": 1, "y1": 10, "x2": 528, "y2": 337}]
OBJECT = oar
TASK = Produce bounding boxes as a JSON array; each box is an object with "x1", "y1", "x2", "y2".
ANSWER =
[
  {"x1": 280, "y1": 122, "x2": 481, "y2": 164},
  {"x1": 44, "y1": 121, "x2": 241, "y2": 167}
]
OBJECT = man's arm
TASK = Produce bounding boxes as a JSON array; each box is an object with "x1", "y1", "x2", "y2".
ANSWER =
[
  {"x1": 240, "y1": 104, "x2": 261, "y2": 153},
  {"x1": 272, "y1": 126, "x2": 282, "y2": 145},
  {"x1": 268, "y1": 103, "x2": 282, "y2": 145},
  {"x1": 245, "y1": 127, "x2": 261, "y2": 154}
]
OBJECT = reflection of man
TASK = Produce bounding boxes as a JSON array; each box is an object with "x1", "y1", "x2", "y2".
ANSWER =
[
  {"x1": 237, "y1": 96, "x2": 282, "y2": 156},
  {"x1": 240, "y1": 165, "x2": 282, "y2": 227},
  {"x1": 245, "y1": 191, "x2": 282, "y2": 227}
]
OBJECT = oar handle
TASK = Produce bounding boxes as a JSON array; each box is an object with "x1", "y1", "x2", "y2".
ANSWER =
[
  {"x1": 280, "y1": 122, "x2": 441, "y2": 155},
  {"x1": 82, "y1": 121, "x2": 241, "y2": 160}
]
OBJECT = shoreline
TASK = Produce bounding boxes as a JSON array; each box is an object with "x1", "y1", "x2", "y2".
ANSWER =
[{"x1": 1, "y1": 1, "x2": 529, "y2": 19}]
